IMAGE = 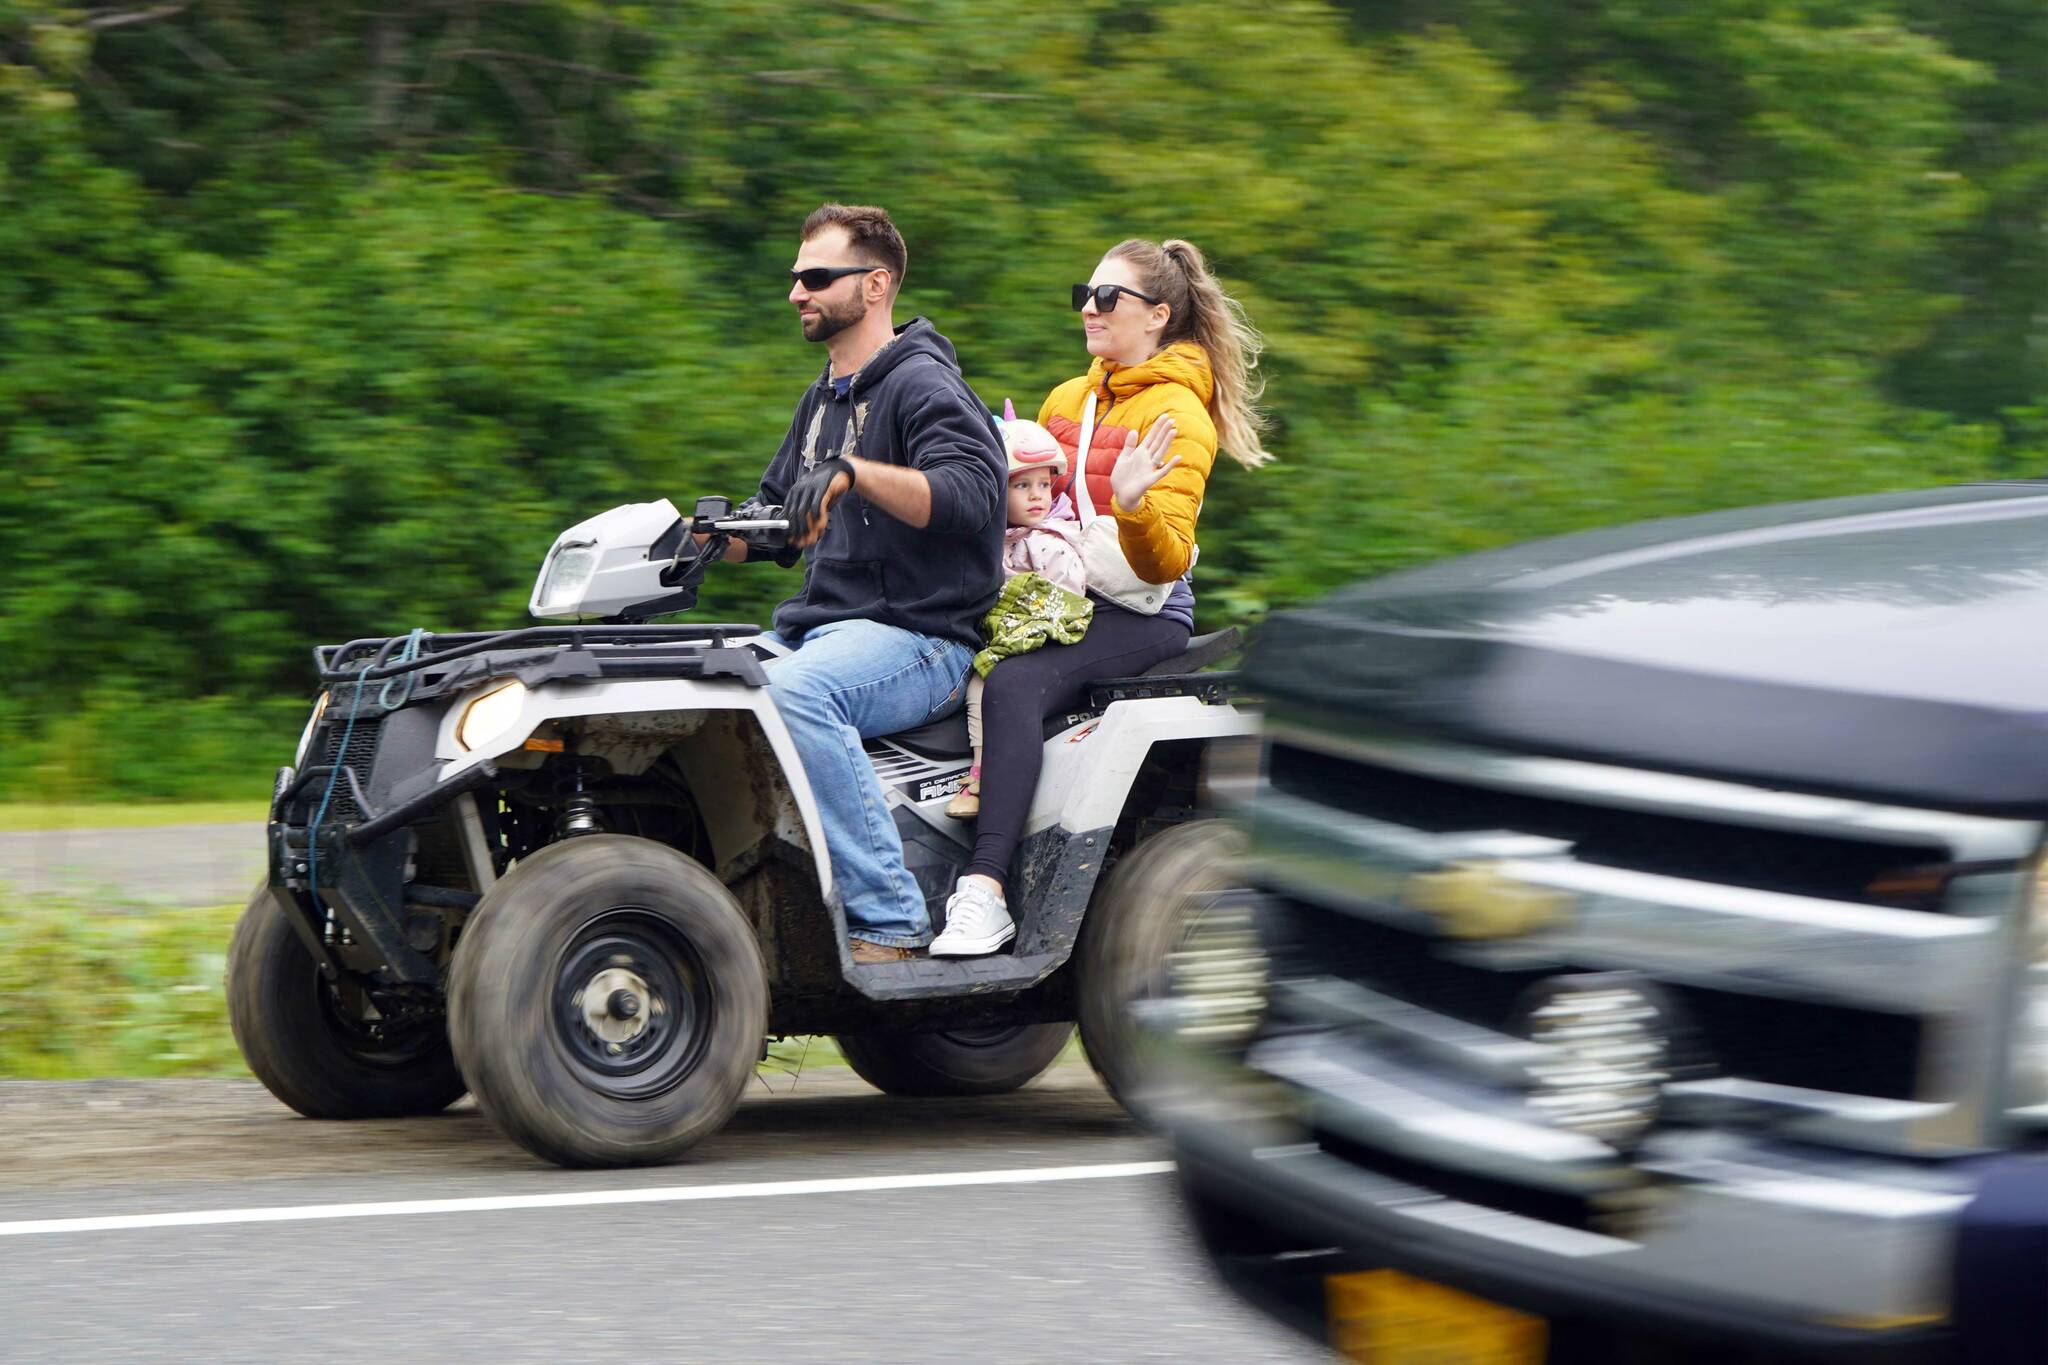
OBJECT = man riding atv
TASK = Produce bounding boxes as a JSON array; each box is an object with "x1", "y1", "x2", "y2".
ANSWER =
[
  {"x1": 733, "y1": 202, "x2": 1010, "y2": 965},
  {"x1": 228, "y1": 205, "x2": 1254, "y2": 1168}
]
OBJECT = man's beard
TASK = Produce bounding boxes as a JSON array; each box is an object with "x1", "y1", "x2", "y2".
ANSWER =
[{"x1": 801, "y1": 293, "x2": 866, "y2": 343}]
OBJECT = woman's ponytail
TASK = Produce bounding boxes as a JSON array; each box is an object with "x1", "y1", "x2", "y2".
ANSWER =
[{"x1": 1108, "y1": 237, "x2": 1272, "y2": 469}]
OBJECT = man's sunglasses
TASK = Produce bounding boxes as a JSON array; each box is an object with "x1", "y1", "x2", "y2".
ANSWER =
[
  {"x1": 790, "y1": 264, "x2": 886, "y2": 291},
  {"x1": 1072, "y1": 282, "x2": 1163, "y2": 313}
]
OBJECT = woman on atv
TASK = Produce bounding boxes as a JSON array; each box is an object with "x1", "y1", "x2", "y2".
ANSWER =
[{"x1": 927, "y1": 237, "x2": 1273, "y2": 957}]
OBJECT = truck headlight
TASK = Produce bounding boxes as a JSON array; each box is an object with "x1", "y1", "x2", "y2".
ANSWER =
[
  {"x1": 293, "y1": 690, "x2": 330, "y2": 766},
  {"x1": 456, "y1": 680, "x2": 528, "y2": 752},
  {"x1": 533, "y1": 541, "x2": 600, "y2": 618}
]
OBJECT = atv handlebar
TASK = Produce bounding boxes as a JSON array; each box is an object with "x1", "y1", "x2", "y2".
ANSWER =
[
  {"x1": 690, "y1": 495, "x2": 791, "y2": 553},
  {"x1": 658, "y1": 495, "x2": 794, "y2": 593}
]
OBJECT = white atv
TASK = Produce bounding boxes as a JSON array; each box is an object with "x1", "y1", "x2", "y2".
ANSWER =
[{"x1": 228, "y1": 495, "x2": 1252, "y2": 1167}]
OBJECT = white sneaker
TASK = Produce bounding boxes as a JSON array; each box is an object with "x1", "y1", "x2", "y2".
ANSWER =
[{"x1": 929, "y1": 879, "x2": 1016, "y2": 957}]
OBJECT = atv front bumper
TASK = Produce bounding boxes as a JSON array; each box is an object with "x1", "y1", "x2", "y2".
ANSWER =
[{"x1": 266, "y1": 680, "x2": 491, "y2": 988}]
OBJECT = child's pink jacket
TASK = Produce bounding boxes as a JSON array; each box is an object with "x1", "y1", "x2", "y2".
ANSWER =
[{"x1": 1002, "y1": 492, "x2": 1086, "y2": 598}]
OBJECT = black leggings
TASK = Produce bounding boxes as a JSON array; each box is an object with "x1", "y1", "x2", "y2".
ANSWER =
[{"x1": 964, "y1": 607, "x2": 1191, "y2": 885}]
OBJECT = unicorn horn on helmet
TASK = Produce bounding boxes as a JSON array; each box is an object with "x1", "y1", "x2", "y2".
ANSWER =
[{"x1": 997, "y1": 398, "x2": 1066, "y2": 477}]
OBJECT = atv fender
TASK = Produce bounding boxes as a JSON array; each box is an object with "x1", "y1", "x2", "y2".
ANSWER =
[{"x1": 429, "y1": 676, "x2": 837, "y2": 906}]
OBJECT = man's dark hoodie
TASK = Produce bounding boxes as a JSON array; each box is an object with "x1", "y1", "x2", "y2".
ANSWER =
[{"x1": 757, "y1": 318, "x2": 1005, "y2": 648}]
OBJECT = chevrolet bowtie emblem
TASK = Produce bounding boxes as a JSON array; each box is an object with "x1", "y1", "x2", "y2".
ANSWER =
[{"x1": 1403, "y1": 860, "x2": 1569, "y2": 939}]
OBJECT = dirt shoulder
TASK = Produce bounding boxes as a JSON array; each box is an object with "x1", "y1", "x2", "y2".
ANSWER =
[{"x1": 0, "y1": 1063, "x2": 1121, "y2": 1193}]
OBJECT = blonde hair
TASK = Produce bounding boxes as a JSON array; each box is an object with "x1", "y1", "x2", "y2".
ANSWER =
[{"x1": 1106, "y1": 237, "x2": 1272, "y2": 469}]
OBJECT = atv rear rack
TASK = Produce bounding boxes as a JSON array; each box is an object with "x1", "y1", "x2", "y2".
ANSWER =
[{"x1": 1088, "y1": 670, "x2": 1242, "y2": 709}]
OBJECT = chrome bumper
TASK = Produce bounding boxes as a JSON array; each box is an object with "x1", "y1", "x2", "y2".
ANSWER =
[{"x1": 1160, "y1": 1025, "x2": 1975, "y2": 1344}]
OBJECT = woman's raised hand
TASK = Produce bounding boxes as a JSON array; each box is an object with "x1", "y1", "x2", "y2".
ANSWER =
[{"x1": 1108, "y1": 414, "x2": 1180, "y2": 511}]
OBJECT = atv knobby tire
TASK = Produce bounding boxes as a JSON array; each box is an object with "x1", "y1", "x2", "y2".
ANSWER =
[
  {"x1": 227, "y1": 883, "x2": 467, "y2": 1119},
  {"x1": 836, "y1": 1023, "x2": 1073, "y2": 1097},
  {"x1": 447, "y1": 835, "x2": 766, "y2": 1168},
  {"x1": 1076, "y1": 819, "x2": 1247, "y2": 1119}
]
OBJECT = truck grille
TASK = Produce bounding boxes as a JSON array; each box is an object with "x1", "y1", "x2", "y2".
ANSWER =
[
  {"x1": 1267, "y1": 896, "x2": 1925, "y2": 1101},
  {"x1": 1268, "y1": 742, "x2": 1949, "y2": 911},
  {"x1": 1244, "y1": 724, "x2": 2048, "y2": 1140}
]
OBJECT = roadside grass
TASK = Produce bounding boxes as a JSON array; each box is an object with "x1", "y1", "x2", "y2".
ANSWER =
[
  {"x1": 0, "y1": 895, "x2": 248, "y2": 1079},
  {"x1": 0, "y1": 888, "x2": 850, "y2": 1081},
  {"x1": 0, "y1": 802, "x2": 271, "y2": 833},
  {"x1": 760, "y1": 1035, "x2": 849, "y2": 1078}
]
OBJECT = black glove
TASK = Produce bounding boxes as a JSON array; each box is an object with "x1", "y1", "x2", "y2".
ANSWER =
[
  {"x1": 733, "y1": 497, "x2": 799, "y2": 566},
  {"x1": 784, "y1": 457, "x2": 855, "y2": 549}
]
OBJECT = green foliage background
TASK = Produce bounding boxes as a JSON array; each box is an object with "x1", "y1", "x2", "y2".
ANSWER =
[
  {"x1": 1, "y1": 0, "x2": 2042, "y2": 799},
  {"x1": 0, "y1": 896, "x2": 244, "y2": 1076}
]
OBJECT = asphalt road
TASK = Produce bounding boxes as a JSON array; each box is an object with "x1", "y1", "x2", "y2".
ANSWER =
[
  {"x1": 0, "y1": 821, "x2": 266, "y2": 907},
  {"x1": 0, "y1": 1068, "x2": 1329, "y2": 1364}
]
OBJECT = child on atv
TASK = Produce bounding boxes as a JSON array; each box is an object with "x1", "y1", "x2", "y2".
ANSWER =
[{"x1": 938, "y1": 407, "x2": 1090, "y2": 878}]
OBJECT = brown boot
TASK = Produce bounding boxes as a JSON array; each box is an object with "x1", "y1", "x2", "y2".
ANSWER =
[{"x1": 851, "y1": 939, "x2": 922, "y2": 965}]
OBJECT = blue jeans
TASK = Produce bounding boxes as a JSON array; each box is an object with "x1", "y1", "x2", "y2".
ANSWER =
[{"x1": 766, "y1": 620, "x2": 972, "y2": 947}]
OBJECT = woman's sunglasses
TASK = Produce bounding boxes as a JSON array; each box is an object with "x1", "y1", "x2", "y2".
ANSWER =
[
  {"x1": 790, "y1": 264, "x2": 885, "y2": 291},
  {"x1": 1072, "y1": 282, "x2": 1163, "y2": 314}
]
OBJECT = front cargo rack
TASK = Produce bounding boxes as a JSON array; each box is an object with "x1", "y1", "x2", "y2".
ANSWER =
[{"x1": 315, "y1": 623, "x2": 764, "y2": 685}]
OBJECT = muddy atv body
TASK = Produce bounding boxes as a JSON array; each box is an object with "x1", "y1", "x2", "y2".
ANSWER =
[{"x1": 231, "y1": 498, "x2": 1252, "y2": 1167}]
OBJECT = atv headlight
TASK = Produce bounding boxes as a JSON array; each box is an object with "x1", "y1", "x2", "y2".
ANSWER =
[
  {"x1": 533, "y1": 541, "x2": 600, "y2": 618},
  {"x1": 456, "y1": 680, "x2": 528, "y2": 752},
  {"x1": 293, "y1": 690, "x2": 330, "y2": 766}
]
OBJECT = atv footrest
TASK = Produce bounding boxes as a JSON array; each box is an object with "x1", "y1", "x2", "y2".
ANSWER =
[{"x1": 850, "y1": 952, "x2": 1061, "y2": 1001}]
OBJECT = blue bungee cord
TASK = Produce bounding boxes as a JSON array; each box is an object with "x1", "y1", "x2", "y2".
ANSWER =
[
  {"x1": 306, "y1": 628, "x2": 424, "y2": 910},
  {"x1": 378, "y1": 627, "x2": 427, "y2": 712}
]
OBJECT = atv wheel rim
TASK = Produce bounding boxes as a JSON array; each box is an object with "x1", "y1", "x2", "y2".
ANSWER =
[
  {"x1": 581, "y1": 966, "x2": 654, "y2": 1046},
  {"x1": 553, "y1": 910, "x2": 708, "y2": 1100}
]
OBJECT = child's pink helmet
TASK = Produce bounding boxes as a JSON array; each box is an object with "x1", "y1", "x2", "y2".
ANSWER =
[{"x1": 999, "y1": 398, "x2": 1066, "y2": 478}]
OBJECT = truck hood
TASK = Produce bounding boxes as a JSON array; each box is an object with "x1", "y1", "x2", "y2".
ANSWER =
[{"x1": 1249, "y1": 484, "x2": 2048, "y2": 813}]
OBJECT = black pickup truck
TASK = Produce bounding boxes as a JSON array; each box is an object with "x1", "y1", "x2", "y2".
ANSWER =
[{"x1": 1157, "y1": 483, "x2": 2048, "y2": 1363}]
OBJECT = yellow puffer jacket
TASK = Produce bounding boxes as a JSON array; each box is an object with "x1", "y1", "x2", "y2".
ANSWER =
[{"x1": 1038, "y1": 342, "x2": 1216, "y2": 585}]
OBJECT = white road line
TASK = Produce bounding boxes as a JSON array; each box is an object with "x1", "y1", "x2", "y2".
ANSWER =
[{"x1": 0, "y1": 1161, "x2": 1176, "y2": 1240}]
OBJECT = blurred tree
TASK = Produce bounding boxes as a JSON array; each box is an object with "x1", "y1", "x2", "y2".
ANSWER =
[
  {"x1": 0, "y1": 0, "x2": 2031, "y2": 799},
  {"x1": 1339, "y1": 0, "x2": 1984, "y2": 362},
  {"x1": 1888, "y1": 1, "x2": 2048, "y2": 426}
]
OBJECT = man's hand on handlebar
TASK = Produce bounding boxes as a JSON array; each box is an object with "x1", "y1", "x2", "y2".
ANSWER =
[
  {"x1": 784, "y1": 458, "x2": 855, "y2": 550},
  {"x1": 686, "y1": 496, "x2": 796, "y2": 566}
]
